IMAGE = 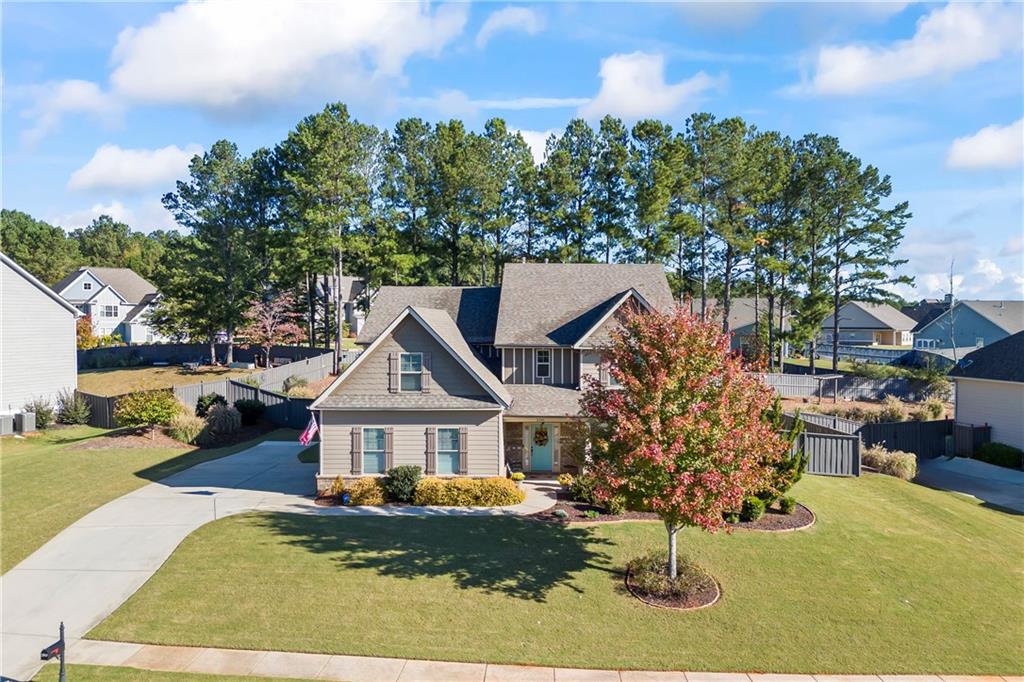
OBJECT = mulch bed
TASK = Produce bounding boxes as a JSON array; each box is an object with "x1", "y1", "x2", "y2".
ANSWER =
[
  {"x1": 532, "y1": 490, "x2": 814, "y2": 532},
  {"x1": 68, "y1": 422, "x2": 275, "y2": 450},
  {"x1": 624, "y1": 567, "x2": 721, "y2": 610}
]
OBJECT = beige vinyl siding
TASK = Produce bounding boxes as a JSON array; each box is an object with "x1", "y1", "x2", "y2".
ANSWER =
[
  {"x1": 334, "y1": 316, "x2": 483, "y2": 397},
  {"x1": 1, "y1": 261, "x2": 78, "y2": 412},
  {"x1": 320, "y1": 409, "x2": 502, "y2": 478},
  {"x1": 579, "y1": 349, "x2": 603, "y2": 386},
  {"x1": 501, "y1": 347, "x2": 578, "y2": 385},
  {"x1": 954, "y1": 378, "x2": 1024, "y2": 450}
]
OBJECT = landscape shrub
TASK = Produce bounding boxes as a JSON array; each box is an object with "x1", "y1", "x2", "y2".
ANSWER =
[
  {"x1": 605, "y1": 495, "x2": 627, "y2": 515},
  {"x1": 56, "y1": 389, "x2": 91, "y2": 425},
  {"x1": 974, "y1": 442, "x2": 1024, "y2": 470},
  {"x1": 412, "y1": 477, "x2": 525, "y2": 506},
  {"x1": 878, "y1": 395, "x2": 906, "y2": 423},
  {"x1": 557, "y1": 472, "x2": 574, "y2": 487},
  {"x1": 282, "y1": 375, "x2": 308, "y2": 393},
  {"x1": 347, "y1": 477, "x2": 387, "y2": 505},
  {"x1": 22, "y1": 398, "x2": 55, "y2": 429},
  {"x1": 328, "y1": 476, "x2": 346, "y2": 497},
  {"x1": 195, "y1": 393, "x2": 227, "y2": 418},
  {"x1": 285, "y1": 386, "x2": 318, "y2": 399},
  {"x1": 626, "y1": 552, "x2": 714, "y2": 599},
  {"x1": 583, "y1": 510, "x2": 600, "y2": 520},
  {"x1": 233, "y1": 398, "x2": 266, "y2": 426},
  {"x1": 862, "y1": 445, "x2": 917, "y2": 480},
  {"x1": 114, "y1": 390, "x2": 179, "y2": 429},
  {"x1": 569, "y1": 473, "x2": 599, "y2": 504},
  {"x1": 723, "y1": 510, "x2": 740, "y2": 524},
  {"x1": 240, "y1": 375, "x2": 261, "y2": 388},
  {"x1": 510, "y1": 472, "x2": 526, "y2": 482},
  {"x1": 779, "y1": 496, "x2": 797, "y2": 515},
  {"x1": 204, "y1": 404, "x2": 241, "y2": 440},
  {"x1": 168, "y1": 413, "x2": 206, "y2": 445},
  {"x1": 740, "y1": 496, "x2": 766, "y2": 522},
  {"x1": 924, "y1": 398, "x2": 946, "y2": 420},
  {"x1": 383, "y1": 465, "x2": 422, "y2": 503},
  {"x1": 553, "y1": 508, "x2": 570, "y2": 520}
]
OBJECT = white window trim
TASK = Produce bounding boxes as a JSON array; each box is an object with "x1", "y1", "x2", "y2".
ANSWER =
[
  {"x1": 82, "y1": 281, "x2": 93, "y2": 291},
  {"x1": 102, "y1": 304, "x2": 119, "y2": 318},
  {"x1": 362, "y1": 426, "x2": 388, "y2": 475},
  {"x1": 535, "y1": 348, "x2": 551, "y2": 381},
  {"x1": 398, "y1": 352, "x2": 423, "y2": 393},
  {"x1": 435, "y1": 425, "x2": 462, "y2": 477}
]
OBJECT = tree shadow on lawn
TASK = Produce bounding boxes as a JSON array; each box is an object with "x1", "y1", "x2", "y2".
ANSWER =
[{"x1": 255, "y1": 513, "x2": 613, "y2": 603}]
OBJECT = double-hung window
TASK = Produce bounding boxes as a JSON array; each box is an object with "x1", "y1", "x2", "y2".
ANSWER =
[
  {"x1": 437, "y1": 428, "x2": 460, "y2": 475},
  {"x1": 535, "y1": 349, "x2": 550, "y2": 380},
  {"x1": 363, "y1": 428, "x2": 386, "y2": 474},
  {"x1": 102, "y1": 305, "x2": 118, "y2": 318},
  {"x1": 400, "y1": 352, "x2": 423, "y2": 391}
]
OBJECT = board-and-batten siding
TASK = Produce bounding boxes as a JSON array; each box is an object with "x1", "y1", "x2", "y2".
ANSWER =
[
  {"x1": 333, "y1": 317, "x2": 485, "y2": 398},
  {"x1": 1, "y1": 261, "x2": 78, "y2": 412},
  {"x1": 501, "y1": 347, "x2": 579, "y2": 385},
  {"x1": 954, "y1": 378, "x2": 1024, "y2": 450},
  {"x1": 320, "y1": 410, "x2": 502, "y2": 479}
]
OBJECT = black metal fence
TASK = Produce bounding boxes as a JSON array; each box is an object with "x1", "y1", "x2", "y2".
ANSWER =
[{"x1": 78, "y1": 343, "x2": 335, "y2": 370}]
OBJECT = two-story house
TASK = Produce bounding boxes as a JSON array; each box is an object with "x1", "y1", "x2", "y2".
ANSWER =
[
  {"x1": 913, "y1": 300, "x2": 1024, "y2": 352},
  {"x1": 310, "y1": 263, "x2": 674, "y2": 490},
  {"x1": 52, "y1": 267, "x2": 166, "y2": 343}
]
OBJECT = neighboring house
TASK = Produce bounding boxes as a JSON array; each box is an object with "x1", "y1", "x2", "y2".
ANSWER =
[
  {"x1": 901, "y1": 296, "x2": 951, "y2": 332},
  {"x1": 51, "y1": 267, "x2": 166, "y2": 343},
  {"x1": 339, "y1": 275, "x2": 367, "y2": 337},
  {"x1": 913, "y1": 300, "x2": 1024, "y2": 351},
  {"x1": 310, "y1": 263, "x2": 674, "y2": 490},
  {"x1": 949, "y1": 332, "x2": 1024, "y2": 451},
  {"x1": 1, "y1": 253, "x2": 81, "y2": 413},
  {"x1": 820, "y1": 301, "x2": 916, "y2": 347},
  {"x1": 689, "y1": 297, "x2": 791, "y2": 355}
]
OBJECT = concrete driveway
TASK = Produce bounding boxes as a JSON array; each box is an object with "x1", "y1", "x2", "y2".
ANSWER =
[
  {"x1": 0, "y1": 440, "x2": 555, "y2": 681},
  {"x1": 916, "y1": 456, "x2": 1024, "y2": 513}
]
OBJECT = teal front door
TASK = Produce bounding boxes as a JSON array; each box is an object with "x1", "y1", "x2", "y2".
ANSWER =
[{"x1": 529, "y1": 424, "x2": 554, "y2": 471}]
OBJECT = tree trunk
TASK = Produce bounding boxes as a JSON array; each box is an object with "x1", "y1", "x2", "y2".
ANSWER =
[
  {"x1": 208, "y1": 333, "x2": 216, "y2": 368},
  {"x1": 699, "y1": 225, "x2": 707, "y2": 320},
  {"x1": 305, "y1": 273, "x2": 315, "y2": 348},
  {"x1": 666, "y1": 522, "x2": 680, "y2": 579},
  {"x1": 334, "y1": 249, "x2": 343, "y2": 374},
  {"x1": 226, "y1": 323, "x2": 234, "y2": 364},
  {"x1": 832, "y1": 257, "x2": 841, "y2": 373},
  {"x1": 321, "y1": 274, "x2": 330, "y2": 352},
  {"x1": 722, "y1": 243, "x2": 733, "y2": 334}
]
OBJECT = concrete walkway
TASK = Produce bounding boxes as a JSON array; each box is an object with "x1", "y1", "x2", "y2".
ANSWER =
[
  {"x1": 916, "y1": 456, "x2": 1024, "y2": 513},
  {"x1": 44, "y1": 640, "x2": 1024, "y2": 682},
  {"x1": 0, "y1": 440, "x2": 557, "y2": 681}
]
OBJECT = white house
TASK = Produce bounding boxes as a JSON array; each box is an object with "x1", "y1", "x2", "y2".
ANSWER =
[
  {"x1": 51, "y1": 267, "x2": 166, "y2": 343},
  {"x1": 949, "y1": 332, "x2": 1024, "y2": 451},
  {"x1": 1, "y1": 253, "x2": 81, "y2": 414}
]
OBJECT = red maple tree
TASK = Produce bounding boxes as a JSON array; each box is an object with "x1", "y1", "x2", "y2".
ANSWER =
[
  {"x1": 239, "y1": 293, "x2": 307, "y2": 367},
  {"x1": 580, "y1": 306, "x2": 786, "y2": 577}
]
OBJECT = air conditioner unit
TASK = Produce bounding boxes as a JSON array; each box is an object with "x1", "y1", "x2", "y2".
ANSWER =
[
  {"x1": 0, "y1": 415, "x2": 13, "y2": 436},
  {"x1": 15, "y1": 411, "x2": 36, "y2": 433}
]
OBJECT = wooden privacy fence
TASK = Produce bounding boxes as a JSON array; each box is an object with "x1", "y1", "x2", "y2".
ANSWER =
[
  {"x1": 77, "y1": 391, "x2": 120, "y2": 429},
  {"x1": 858, "y1": 419, "x2": 954, "y2": 459},
  {"x1": 797, "y1": 432, "x2": 861, "y2": 477},
  {"x1": 755, "y1": 372, "x2": 930, "y2": 401}
]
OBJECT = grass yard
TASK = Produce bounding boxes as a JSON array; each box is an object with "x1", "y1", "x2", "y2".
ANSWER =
[
  {"x1": 35, "y1": 665, "x2": 316, "y2": 681},
  {"x1": 91, "y1": 474, "x2": 1024, "y2": 674},
  {"x1": 784, "y1": 357, "x2": 858, "y2": 373},
  {"x1": 78, "y1": 365, "x2": 254, "y2": 396},
  {"x1": 0, "y1": 426, "x2": 298, "y2": 573}
]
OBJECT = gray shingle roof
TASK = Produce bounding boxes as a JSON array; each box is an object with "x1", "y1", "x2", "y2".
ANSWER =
[
  {"x1": 53, "y1": 267, "x2": 158, "y2": 304},
  {"x1": 505, "y1": 383, "x2": 582, "y2": 418},
  {"x1": 690, "y1": 297, "x2": 791, "y2": 332},
  {"x1": 493, "y1": 263, "x2": 674, "y2": 346},
  {"x1": 823, "y1": 301, "x2": 916, "y2": 331},
  {"x1": 949, "y1": 332, "x2": 1024, "y2": 383},
  {"x1": 316, "y1": 394, "x2": 500, "y2": 410},
  {"x1": 358, "y1": 286, "x2": 499, "y2": 344},
  {"x1": 958, "y1": 300, "x2": 1024, "y2": 335}
]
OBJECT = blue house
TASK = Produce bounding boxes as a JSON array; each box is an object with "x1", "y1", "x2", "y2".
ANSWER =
[{"x1": 914, "y1": 300, "x2": 1024, "y2": 352}]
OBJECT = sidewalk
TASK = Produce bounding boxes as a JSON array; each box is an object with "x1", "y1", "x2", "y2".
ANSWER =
[{"x1": 48, "y1": 639, "x2": 1024, "y2": 682}]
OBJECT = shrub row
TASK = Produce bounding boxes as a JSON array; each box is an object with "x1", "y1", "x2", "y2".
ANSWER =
[
  {"x1": 821, "y1": 396, "x2": 946, "y2": 424},
  {"x1": 862, "y1": 445, "x2": 918, "y2": 480},
  {"x1": 328, "y1": 468, "x2": 525, "y2": 507},
  {"x1": 973, "y1": 442, "x2": 1023, "y2": 470}
]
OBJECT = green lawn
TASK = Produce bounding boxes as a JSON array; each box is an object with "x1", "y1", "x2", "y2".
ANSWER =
[
  {"x1": 0, "y1": 426, "x2": 298, "y2": 573},
  {"x1": 78, "y1": 365, "x2": 254, "y2": 396},
  {"x1": 91, "y1": 474, "x2": 1023, "y2": 674},
  {"x1": 35, "y1": 665, "x2": 316, "y2": 681},
  {"x1": 784, "y1": 357, "x2": 858, "y2": 373}
]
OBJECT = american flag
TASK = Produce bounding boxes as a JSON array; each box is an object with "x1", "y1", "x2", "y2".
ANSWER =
[{"x1": 299, "y1": 415, "x2": 319, "y2": 446}]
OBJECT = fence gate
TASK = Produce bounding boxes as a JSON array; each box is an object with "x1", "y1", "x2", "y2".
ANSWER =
[{"x1": 953, "y1": 423, "x2": 991, "y2": 457}]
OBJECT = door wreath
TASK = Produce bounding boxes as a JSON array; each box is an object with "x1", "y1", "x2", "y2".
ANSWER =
[{"x1": 533, "y1": 426, "x2": 549, "y2": 447}]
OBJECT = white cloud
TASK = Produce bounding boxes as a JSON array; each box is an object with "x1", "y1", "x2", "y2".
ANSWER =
[
  {"x1": 20, "y1": 79, "x2": 121, "y2": 145},
  {"x1": 579, "y1": 52, "x2": 724, "y2": 119},
  {"x1": 108, "y1": 2, "x2": 467, "y2": 110},
  {"x1": 68, "y1": 143, "x2": 203, "y2": 192},
  {"x1": 403, "y1": 90, "x2": 588, "y2": 117},
  {"x1": 799, "y1": 2, "x2": 1023, "y2": 95},
  {"x1": 51, "y1": 198, "x2": 179, "y2": 233},
  {"x1": 514, "y1": 129, "x2": 557, "y2": 164},
  {"x1": 476, "y1": 7, "x2": 543, "y2": 48},
  {"x1": 946, "y1": 118, "x2": 1023, "y2": 170},
  {"x1": 1001, "y1": 233, "x2": 1024, "y2": 257}
]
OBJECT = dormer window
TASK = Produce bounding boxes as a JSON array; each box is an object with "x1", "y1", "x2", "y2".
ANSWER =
[
  {"x1": 535, "y1": 349, "x2": 550, "y2": 379},
  {"x1": 83, "y1": 282, "x2": 92, "y2": 291},
  {"x1": 400, "y1": 353, "x2": 423, "y2": 391}
]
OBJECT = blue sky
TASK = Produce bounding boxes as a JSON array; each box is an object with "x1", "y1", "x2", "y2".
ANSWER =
[{"x1": 3, "y1": 1, "x2": 1022, "y2": 299}]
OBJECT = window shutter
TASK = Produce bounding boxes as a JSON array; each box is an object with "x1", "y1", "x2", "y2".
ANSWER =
[
  {"x1": 425, "y1": 427, "x2": 436, "y2": 475},
  {"x1": 350, "y1": 427, "x2": 362, "y2": 475},
  {"x1": 598, "y1": 361, "x2": 608, "y2": 386},
  {"x1": 458, "y1": 426, "x2": 469, "y2": 475},
  {"x1": 422, "y1": 352, "x2": 432, "y2": 393},
  {"x1": 388, "y1": 352, "x2": 398, "y2": 393},
  {"x1": 384, "y1": 427, "x2": 394, "y2": 470}
]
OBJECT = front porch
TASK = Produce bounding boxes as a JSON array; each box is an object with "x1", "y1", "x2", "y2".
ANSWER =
[{"x1": 504, "y1": 419, "x2": 581, "y2": 475}]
